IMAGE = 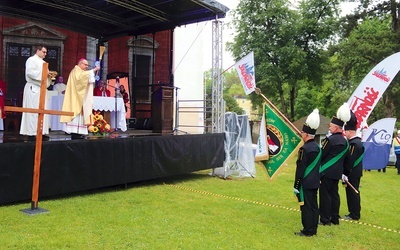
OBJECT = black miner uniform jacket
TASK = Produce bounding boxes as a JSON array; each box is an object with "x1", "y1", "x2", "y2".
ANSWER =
[
  {"x1": 294, "y1": 139, "x2": 321, "y2": 190},
  {"x1": 343, "y1": 136, "x2": 364, "y2": 179},
  {"x1": 320, "y1": 132, "x2": 348, "y2": 180}
]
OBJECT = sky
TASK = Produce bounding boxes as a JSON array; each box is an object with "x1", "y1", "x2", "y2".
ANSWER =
[
  {"x1": 173, "y1": 0, "x2": 239, "y2": 101},
  {"x1": 174, "y1": 0, "x2": 358, "y2": 76},
  {"x1": 172, "y1": 0, "x2": 358, "y2": 101}
]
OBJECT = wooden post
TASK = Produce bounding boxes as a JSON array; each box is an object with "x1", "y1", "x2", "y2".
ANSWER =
[{"x1": 5, "y1": 63, "x2": 73, "y2": 215}]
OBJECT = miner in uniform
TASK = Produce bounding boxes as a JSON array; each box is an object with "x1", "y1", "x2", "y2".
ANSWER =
[
  {"x1": 294, "y1": 109, "x2": 321, "y2": 237},
  {"x1": 342, "y1": 110, "x2": 364, "y2": 221},
  {"x1": 319, "y1": 103, "x2": 350, "y2": 225}
]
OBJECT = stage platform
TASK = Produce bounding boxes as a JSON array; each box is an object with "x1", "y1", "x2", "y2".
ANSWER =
[{"x1": 0, "y1": 129, "x2": 225, "y2": 205}]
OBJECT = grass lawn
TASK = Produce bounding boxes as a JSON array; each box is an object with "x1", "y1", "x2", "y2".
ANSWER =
[{"x1": 1, "y1": 158, "x2": 399, "y2": 249}]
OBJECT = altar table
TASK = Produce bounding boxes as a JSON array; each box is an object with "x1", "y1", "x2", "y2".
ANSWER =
[{"x1": 50, "y1": 96, "x2": 127, "y2": 131}]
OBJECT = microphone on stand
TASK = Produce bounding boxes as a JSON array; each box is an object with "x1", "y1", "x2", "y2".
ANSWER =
[
  {"x1": 113, "y1": 76, "x2": 120, "y2": 131},
  {"x1": 115, "y1": 76, "x2": 121, "y2": 97}
]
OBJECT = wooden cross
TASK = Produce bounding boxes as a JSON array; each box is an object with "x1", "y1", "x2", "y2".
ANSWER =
[{"x1": 5, "y1": 63, "x2": 73, "y2": 214}]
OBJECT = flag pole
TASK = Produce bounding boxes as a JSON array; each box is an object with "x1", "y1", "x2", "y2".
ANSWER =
[
  {"x1": 254, "y1": 88, "x2": 301, "y2": 136},
  {"x1": 221, "y1": 63, "x2": 235, "y2": 75}
]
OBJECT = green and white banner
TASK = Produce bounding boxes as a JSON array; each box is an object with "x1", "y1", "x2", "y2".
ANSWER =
[{"x1": 260, "y1": 104, "x2": 302, "y2": 180}]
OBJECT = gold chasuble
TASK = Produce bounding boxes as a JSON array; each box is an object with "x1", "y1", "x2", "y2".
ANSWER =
[{"x1": 60, "y1": 65, "x2": 94, "y2": 125}]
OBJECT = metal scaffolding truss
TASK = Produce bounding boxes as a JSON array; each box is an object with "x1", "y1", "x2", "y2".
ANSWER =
[{"x1": 211, "y1": 19, "x2": 225, "y2": 133}]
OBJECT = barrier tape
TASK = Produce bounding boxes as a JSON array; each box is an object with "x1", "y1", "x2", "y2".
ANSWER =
[{"x1": 164, "y1": 183, "x2": 400, "y2": 234}]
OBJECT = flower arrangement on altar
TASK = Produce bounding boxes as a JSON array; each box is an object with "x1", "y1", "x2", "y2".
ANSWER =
[{"x1": 88, "y1": 111, "x2": 111, "y2": 136}]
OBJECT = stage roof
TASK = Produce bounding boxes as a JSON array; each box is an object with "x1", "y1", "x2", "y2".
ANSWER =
[{"x1": 0, "y1": 0, "x2": 229, "y2": 41}]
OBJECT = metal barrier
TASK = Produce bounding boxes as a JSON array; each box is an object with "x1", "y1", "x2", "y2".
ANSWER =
[{"x1": 175, "y1": 99, "x2": 224, "y2": 134}]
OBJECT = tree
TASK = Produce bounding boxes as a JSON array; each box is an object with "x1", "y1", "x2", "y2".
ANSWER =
[
  {"x1": 203, "y1": 69, "x2": 244, "y2": 116},
  {"x1": 227, "y1": 0, "x2": 342, "y2": 120},
  {"x1": 334, "y1": 8, "x2": 400, "y2": 122}
]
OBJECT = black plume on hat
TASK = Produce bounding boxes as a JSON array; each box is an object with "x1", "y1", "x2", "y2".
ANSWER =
[{"x1": 344, "y1": 111, "x2": 357, "y2": 131}]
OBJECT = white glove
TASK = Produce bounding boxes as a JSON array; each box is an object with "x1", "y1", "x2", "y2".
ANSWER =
[
  {"x1": 293, "y1": 188, "x2": 300, "y2": 194},
  {"x1": 342, "y1": 174, "x2": 348, "y2": 182}
]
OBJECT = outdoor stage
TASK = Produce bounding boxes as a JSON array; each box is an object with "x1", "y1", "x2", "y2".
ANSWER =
[{"x1": 0, "y1": 130, "x2": 225, "y2": 205}]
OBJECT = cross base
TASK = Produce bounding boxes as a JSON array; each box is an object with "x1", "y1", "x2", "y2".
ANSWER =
[{"x1": 20, "y1": 207, "x2": 49, "y2": 215}]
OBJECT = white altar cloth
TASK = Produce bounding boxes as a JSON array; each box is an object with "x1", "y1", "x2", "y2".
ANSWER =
[{"x1": 50, "y1": 96, "x2": 127, "y2": 131}]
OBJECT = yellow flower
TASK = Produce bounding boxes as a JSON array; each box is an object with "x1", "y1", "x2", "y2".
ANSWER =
[
  {"x1": 92, "y1": 126, "x2": 99, "y2": 133},
  {"x1": 88, "y1": 111, "x2": 111, "y2": 136}
]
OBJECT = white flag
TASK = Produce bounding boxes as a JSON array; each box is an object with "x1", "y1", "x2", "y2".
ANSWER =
[
  {"x1": 235, "y1": 51, "x2": 256, "y2": 95},
  {"x1": 255, "y1": 108, "x2": 269, "y2": 161}
]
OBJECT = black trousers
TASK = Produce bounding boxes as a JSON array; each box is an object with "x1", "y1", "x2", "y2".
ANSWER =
[
  {"x1": 301, "y1": 188, "x2": 318, "y2": 235},
  {"x1": 319, "y1": 178, "x2": 340, "y2": 224},
  {"x1": 396, "y1": 155, "x2": 400, "y2": 174},
  {"x1": 346, "y1": 177, "x2": 361, "y2": 220}
]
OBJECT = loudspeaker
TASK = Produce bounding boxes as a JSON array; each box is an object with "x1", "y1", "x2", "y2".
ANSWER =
[{"x1": 128, "y1": 118, "x2": 136, "y2": 128}]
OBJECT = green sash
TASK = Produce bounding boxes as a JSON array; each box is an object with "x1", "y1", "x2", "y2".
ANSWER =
[
  {"x1": 298, "y1": 148, "x2": 322, "y2": 205},
  {"x1": 353, "y1": 152, "x2": 364, "y2": 168},
  {"x1": 319, "y1": 142, "x2": 349, "y2": 174}
]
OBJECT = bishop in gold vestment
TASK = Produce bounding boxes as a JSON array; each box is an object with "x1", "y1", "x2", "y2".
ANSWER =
[{"x1": 60, "y1": 58, "x2": 100, "y2": 136}]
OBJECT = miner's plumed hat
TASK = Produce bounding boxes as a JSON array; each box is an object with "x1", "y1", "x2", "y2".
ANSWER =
[
  {"x1": 302, "y1": 109, "x2": 320, "y2": 135},
  {"x1": 344, "y1": 111, "x2": 357, "y2": 131},
  {"x1": 331, "y1": 103, "x2": 351, "y2": 127}
]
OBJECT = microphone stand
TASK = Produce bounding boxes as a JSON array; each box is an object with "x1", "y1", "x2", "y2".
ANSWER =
[{"x1": 105, "y1": 80, "x2": 120, "y2": 132}]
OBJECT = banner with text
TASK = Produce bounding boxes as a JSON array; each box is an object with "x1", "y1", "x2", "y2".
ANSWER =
[
  {"x1": 235, "y1": 51, "x2": 256, "y2": 95},
  {"x1": 347, "y1": 52, "x2": 400, "y2": 130},
  {"x1": 362, "y1": 118, "x2": 396, "y2": 170},
  {"x1": 261, "y1": 104, "x2": 302, "y2": 180}
]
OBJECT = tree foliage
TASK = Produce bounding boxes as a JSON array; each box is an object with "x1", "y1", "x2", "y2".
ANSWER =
[
  {"x1": 222, "y1": 0, "x2": 400, "y2": 125},
  {"x1": 227, "y1": 0, "x2": 342, "y2": 120},
  {"x1": 331, "y1": 1, "x2": 400, "y2": 124},
  {"x1": 203, "y1": 69, "x2": 244, "y2": 116}
]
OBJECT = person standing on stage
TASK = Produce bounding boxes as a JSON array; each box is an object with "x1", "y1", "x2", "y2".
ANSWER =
[
  {"x1": 393, "y1": 130, "x2": 400, "y2": 175},
  {"x1": 0, "y1": 79, "x2": 6, "y2": 120},
  {"x1": 343, "y1": 110, "x2": 364, "y2": 221},
  {"x1": 294, "y1": 108, "x2": 321, "y2": 237},
  {"x1": 319, "y1": 103, "x2": 351, "y2": 226},
  {"x1": 20, "y1": 45, "x2": 53, "y2": 141},
  {"x1": 119, "y1": 84, "x2": 129, "y2": 112},
  {"x1": 53, "y1": 75, "x2": 67, "y2": 95},
  {"x1": 60, "y1": 58, "x2": 100, "y2": 139},
  {"x1": 0, "y1": 79, "x2": 6, "y2": 131},
  {"x1": 93, "y1": 80, "x2": 110, "y2": 97}
]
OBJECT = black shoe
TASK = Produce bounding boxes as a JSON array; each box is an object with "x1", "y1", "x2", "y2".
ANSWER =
[
  {"x1": 294, "y1": 231, "x2": 314, "y2": 237},
  {"x1": 318, "y1": 222, "x2": 331, "y2": 226},
  {"x1": 343, "y1": 215, "x2": 358, "y2": 221}
]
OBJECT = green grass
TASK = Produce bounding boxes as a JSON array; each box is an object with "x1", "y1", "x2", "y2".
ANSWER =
[{"x1": 1, "y1": 159, "x2": 399, "y2": 249}]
